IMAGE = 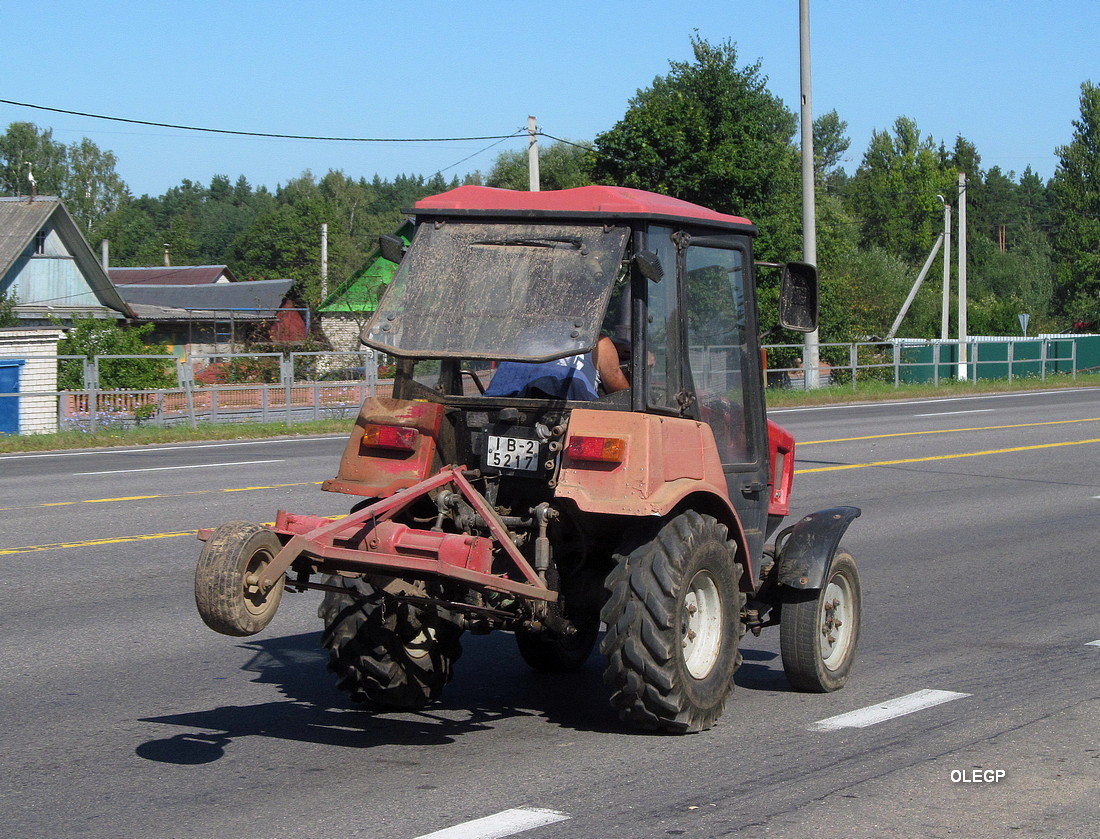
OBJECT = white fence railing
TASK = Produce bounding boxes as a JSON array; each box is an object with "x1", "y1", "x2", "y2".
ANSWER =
[{"x1": 0, "y1": 337, "x2": 1093, "y2": 435}]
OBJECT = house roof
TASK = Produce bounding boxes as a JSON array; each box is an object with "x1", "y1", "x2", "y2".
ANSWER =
[
  {"x1": 0, "y1": 196, "x2": 133, "y2": 317},
  {"x1": 319, "y1": 220, "x2": 411, "y2": 314},
  {"x1": 109, "y1": 265, "x2": 238, "y2": 285},
  {"x1": 116, "y1": 278, "x2": 294, "y2": 321}
]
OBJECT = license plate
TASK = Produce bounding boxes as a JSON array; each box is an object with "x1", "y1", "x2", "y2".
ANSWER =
[{"x1": 486, "y1": 435, "x2": 540, "y2": 471}]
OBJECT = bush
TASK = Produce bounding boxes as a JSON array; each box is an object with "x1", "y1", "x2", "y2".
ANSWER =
[{"x1": 57, "y1": 318, "x2": 175, "y2": 390}]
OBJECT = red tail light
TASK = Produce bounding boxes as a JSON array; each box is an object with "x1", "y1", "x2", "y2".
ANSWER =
[
  {"x1": 362, "y1": 423, "x2": 419, "y2": 451},
  {"x1": 566, "y1": 435, "x2": 626, "y2": 463}
]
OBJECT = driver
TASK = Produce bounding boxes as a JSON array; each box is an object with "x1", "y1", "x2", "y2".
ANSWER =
[{"x1": 484, "y1": 335, "x2": 629, "y2": 400}]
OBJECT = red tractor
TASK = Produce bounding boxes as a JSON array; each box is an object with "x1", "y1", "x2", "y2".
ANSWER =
[{"x1": 195, "y1": 185, "x2": 861, "y2": 733}]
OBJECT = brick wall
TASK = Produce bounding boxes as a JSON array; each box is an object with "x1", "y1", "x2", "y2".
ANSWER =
[
  {"x1": 0, "y1": 328, "x2": 65, "y2": 434},
  {"x1": 320, "y1": 315, "x2": 364, "y2": 354}
]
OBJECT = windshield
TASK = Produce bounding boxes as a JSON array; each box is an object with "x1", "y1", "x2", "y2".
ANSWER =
[{"x1": 361, "y1": 220, "x2": 630, "y2": 361}]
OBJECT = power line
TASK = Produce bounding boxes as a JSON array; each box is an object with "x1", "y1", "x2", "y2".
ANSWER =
[{"x1": 0, "y1": 97, "x2": 524, "y2": 144}]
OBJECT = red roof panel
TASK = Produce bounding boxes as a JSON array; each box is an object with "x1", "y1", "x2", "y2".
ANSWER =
[{"x1": 414, "y1": 185, "x2": 753, "y2": 228}]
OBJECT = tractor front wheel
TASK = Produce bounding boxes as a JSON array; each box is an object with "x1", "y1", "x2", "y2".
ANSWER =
[
  {"x1": 600, "y1": 511, "x2": 745, "y2": 733},
  {"x1": 780, "y1": 550, "x2": 861, "y2": 692},
  {"x1": 318, "y1": 577, "x2": 463, "y2": 711},
  {"x1": 195, "y1": 521, "x2": 285, "y2": 636}
]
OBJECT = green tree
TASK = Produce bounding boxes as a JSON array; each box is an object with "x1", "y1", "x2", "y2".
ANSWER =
[
  {"x1": 1050, "y1": 81, "x2": 1100, "y2": 322},
  {"x1": 486, "y1": 141, "x2": 593, "y2": 191},
  {"x1": 62, "y1": 137, "x2": 129, "y2": 231},
  {"x1": 847, "y1": 117, "x2": 958, "y2": 262},
  {"x1": 57, "y1": 318, "x2": 175, "y2": 390},
  {"x1": 590, "y1": 35, "x2": 801, "y2": 263},
  {"x1": 813, "y1": 109, "x2": 850, "y2": 190},
  {"x1": 0, "y1": 122, "x2": 66, "y2": 197},
  {"x1": 0, "y1": 289, "x2": 18, "y2": 327}
]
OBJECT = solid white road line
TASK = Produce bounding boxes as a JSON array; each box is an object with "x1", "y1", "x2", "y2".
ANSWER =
[
  {"x1": 914, "y1": 409, "x2": 995, "y2": 417},
  {"x1": 74, "y1": 459, "x2": 282, "y2": 475},
  {"x1": 810, "y1": 689, "x2": 971, "y2": 731},
  {"x1": 1087, "y1": 640, "x2": 1100, "y2": 647},
  {"x1": 413, "y1": 808, "x2": 570, "y2": 839}
]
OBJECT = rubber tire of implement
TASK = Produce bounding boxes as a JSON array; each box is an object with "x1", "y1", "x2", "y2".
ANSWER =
[
  {"x1": 195, "y1": 521, "x2": 285, "y2": 636},
  {"x1": 515, "y1": 613, "x2": 600, "y2": 672},
  {"x1": 780, "y1": 550, "x2": 861, "y2": 692},
  {"x1": 600, "y1": 511, "x2": 745, "y2": 734},
  {"x1": 318, "y1": 577, "x2": 463, "y2": 711}
]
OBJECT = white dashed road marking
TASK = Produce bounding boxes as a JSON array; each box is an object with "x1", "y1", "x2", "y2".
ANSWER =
[
  {"x1": 413, "y1": 807, "x2": 570, "y2": 839},
  {"x1": 1087, "y1": 640, "x2": 1100, "y2": 647},
  {"x1": 811, "y1": 689, "x2": 971, "y2": 731}
]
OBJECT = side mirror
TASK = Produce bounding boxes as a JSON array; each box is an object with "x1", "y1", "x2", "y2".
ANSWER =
[
  {"x1": 633, "y1": 250, "x2": 664, "y2": 283},
  {"x1": 779, "y1": 262, "x2": 818, "y2": 333},
  {"x1": 379, "y1": 234, "x2": 406, "y2": 264}
]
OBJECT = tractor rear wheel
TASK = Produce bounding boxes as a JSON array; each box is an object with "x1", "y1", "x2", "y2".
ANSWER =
[
  {"x1": 195, "y1": 521, "x2": 285, "y2": 636},
  {"x1": 780, "y1": 550, "x2": 861, "y2": 692},
  {"x1": 318, "y1": 577, "x2": 463, "y2": 711},
  {"x1": 600, "y1": 511, "x2": 745, "y2": 733}
]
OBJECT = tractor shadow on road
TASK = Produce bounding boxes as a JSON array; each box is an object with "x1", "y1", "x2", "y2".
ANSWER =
[
  {"x1": 734, "y1": 646, "x2": 791, "y2": 693},
  {"x1": 136, "y1": 629, "x2": 623, "y2": 764}
]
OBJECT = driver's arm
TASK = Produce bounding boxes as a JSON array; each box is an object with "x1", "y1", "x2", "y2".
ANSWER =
[{"x1": 596, "y1": 336, "x2": 630, "y2": 393}]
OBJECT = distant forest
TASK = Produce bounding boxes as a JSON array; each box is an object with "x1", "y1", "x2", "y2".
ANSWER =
[{"x1": 3, "y1": 36, "x2": 1100, "y2": 349}]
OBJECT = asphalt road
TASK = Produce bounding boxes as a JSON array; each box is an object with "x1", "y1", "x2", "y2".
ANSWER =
[{"x1": 1, "y1": 388, "x2": 1098, "y2": 839}]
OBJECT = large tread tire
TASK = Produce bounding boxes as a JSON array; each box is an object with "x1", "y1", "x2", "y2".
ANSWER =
[
  {"x1": 600, "y1": 511, "x2": 745, "y2": 734},
  {"x1": 515, "y1": 614, "x2": 600, "y2": 673},
  {"x1": 318, "y1": 577, "x2": 463, "y2": 711},
  {"x1": 195, "y1": 521, "x2": 285, "y2": 636},
  {"x1": 780, "y1": 549, "x2": 861, "y2": 692}
]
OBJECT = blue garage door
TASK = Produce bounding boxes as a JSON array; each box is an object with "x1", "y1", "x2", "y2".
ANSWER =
[{"x1": 0, "y1": 360, "x2": 25, "y2": 434}]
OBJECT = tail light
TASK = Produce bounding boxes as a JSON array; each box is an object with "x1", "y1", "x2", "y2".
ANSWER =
[
  {"x1": 566, "y1": 435, "x2": 626, "y2": 463},
  {"x1": 362, "y1": 423, "x2": 419, "y2": 452}
]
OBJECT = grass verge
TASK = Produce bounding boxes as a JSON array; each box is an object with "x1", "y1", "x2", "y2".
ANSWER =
[{"x1": 0, "y1": 418, "x2": 353, "y2": 454}]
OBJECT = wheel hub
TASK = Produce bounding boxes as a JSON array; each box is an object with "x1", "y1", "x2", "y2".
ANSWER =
[
  {"x1": 681, "y1": 570, "x2": 723, "y2": 678},
  {"x1": 819, "y1": 577, "x2": 854, "y2": 669}
]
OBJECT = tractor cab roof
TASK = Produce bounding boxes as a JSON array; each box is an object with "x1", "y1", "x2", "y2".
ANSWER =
[{"x1": 413, "y1": 185, "x2": 756, "y2": 234}]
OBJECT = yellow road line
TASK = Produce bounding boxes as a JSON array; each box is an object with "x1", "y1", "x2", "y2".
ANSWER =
[
  {"x1": 796, "y1": 437, "x2": 1100, "y2": 474},
  {"x1": 800, "y1": 416, "x2": 1100, "y2": 446},
  {"x1": 0, "y1": 481, "x2": 324, "y2": 512},
  {"x1": 0, "y1": 515, "x2": 346, "y2": 556},
  {"x1": 0, "y1": 530, "x2": 198, "y2": 555}
]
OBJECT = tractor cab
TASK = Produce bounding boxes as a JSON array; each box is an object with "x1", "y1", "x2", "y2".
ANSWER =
[{"x1": 353, "y1": 185, "x2": 816, "y2": 560}]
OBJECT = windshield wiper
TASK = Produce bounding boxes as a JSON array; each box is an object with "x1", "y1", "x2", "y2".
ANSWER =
[{"x1": 471, "y1": 237, "x2": 582, "y2": 249}]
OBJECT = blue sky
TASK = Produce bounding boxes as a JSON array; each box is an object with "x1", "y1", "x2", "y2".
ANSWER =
[{"x1": 2, "y1": 0, "x2": 1096, "y2": 198}]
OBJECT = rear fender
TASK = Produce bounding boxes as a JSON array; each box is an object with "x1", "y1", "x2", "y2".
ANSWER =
[
  {"x1": 322, "y1": 397, "x2": 443, "y2": 498},
  {"x1": 556, "y1": 409, "x2": 754, "y2": 587},
  {"x1": 775, "y1": 506, "x2": 861, "y2": 590}
]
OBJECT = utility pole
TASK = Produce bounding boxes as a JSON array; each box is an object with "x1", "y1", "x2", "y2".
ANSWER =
[
  {"x1": 527, "y1": 116, "x2": 540, "y2": 192},
  {"x1": 799, "y1": 0, "x2": 819, "y2": 388},
  {"x1": 939, "y1": 196, "x2": 951, "y2": 341},
  {"x1": 321, "y1": 222, "x2": 329, "y2": 300},
  {"x1": 957, "y1": 172, "x2": 968, "y2": 379}
]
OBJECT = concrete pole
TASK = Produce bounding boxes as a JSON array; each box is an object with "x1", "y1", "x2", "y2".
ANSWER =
[
  {"x1": 528, "y1": 116, "x2": 540, "y2": 192},
  {"x1": 321, "y1": 222, "x2": 329, "y2": 300},
  {"x1": 957, "y1": 172, "x2": 968, "y2": 379},
  {"x1": 799, "y1": 0, "x2": 820, "y2": 388},
  {"x1": 940, "y1": 199, "x2": 951, "y2": 341},
  {"x1": 100, "y1": 239, "x2": 109, "y2": 271}
]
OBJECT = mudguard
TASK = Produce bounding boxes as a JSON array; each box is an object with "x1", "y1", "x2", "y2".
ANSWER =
[{"x1": 775, "y1": 506, "x2": 861, "y2": 590}]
